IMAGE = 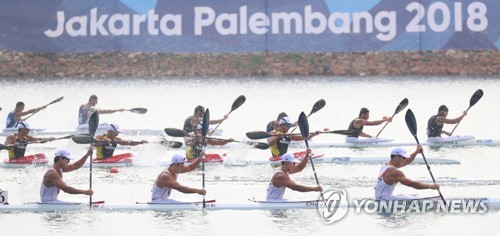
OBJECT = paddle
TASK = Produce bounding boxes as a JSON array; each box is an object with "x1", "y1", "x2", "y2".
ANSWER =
[
  {"x1": 88, "y1": 111, "x2": 99, "y2": 209},
  {"x1": 298, "y1": 111, "x2": 325, "y2": 202},
  {"x1": 72, "y1": 134, "x2": 183, "y2": 149},
  {"x1": 405, "y1": 109, "x2": 446, "y2": 207},
  {"x1": 246, "y1": 130, "x2": 354, "y2": 140},
  {"x1": 449, "y1": 89, "x2": 483, "y2": 135},
  {"x1": 209, "y1": 95, "x2": 246, "y2": 136},
  {"x1": 0, "y1": 135, "x2": 75, "y2": 150},
  {"x1": 290, "y1": 99, "x2": 326, "y2": 133},
  {"x1": 201, "y1": 108, "x2": 210, "y2": 209},
  {"x1": 375, "y1": 98, "x2": 409, "y2": 138},
  {"x1": 128, "y1": 108, "x2": 148, "y2": 114},
  {"x1": 23, "y1": 96, "x2": 64, "y2": 121},
  {"x1": 165, "y1": 128, "x2": 269, "y2": 149}
]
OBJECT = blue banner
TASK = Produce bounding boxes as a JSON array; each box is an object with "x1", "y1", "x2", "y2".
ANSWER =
[{"x1": 0, "y1": 0, "x2": 498, "y2": 52}]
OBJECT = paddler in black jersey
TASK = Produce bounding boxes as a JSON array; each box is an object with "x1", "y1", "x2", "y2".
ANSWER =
[
  {"x1": 3, "y1": 121, "x2": 55, "y2": 159},
  {"x1": 427, "y1": 105, "x2": 467, "y2": 138},
  {"x1": 267, "y1": 117, "x2": 318, "y2": 160},
  {"x1": 345, "y1": 107, "x2": 392, "y2": 143},
  {"x1": 94, "y1": 123, "x2": 148, "y2": 159}
]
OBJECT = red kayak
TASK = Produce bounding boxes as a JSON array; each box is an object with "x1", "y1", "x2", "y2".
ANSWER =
[
  {"x1": 2, "y1": 153, "x2": 49, "y2": 168},
  {"x1": 92, "y1": 153, "x2": 134, "y2": 167}
]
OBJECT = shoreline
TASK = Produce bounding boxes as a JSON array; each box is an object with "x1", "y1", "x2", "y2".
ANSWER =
[{"x1": 0, "y1": 50, "x2": 498, "y2": 78}]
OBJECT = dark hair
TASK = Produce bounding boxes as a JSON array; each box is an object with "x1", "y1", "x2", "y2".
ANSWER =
[
  {"x1": 195, "y1": 105, "x2": 205, "y2": 113},
  {"x1": 277, "y1": 112, "x2": 288, "y2": 120},
  {"x1": 16, "y1": 102, "x2": 25, "y2": 108},
  {"x1": 89, "y1": 95, "x2": 98, "y2": 101},
  {"x1": 359, "y1": 107, "x2": 369, "y2": 115},
  {"x1": 438, "y1": 105, "x2": 448, "y2": 113},
  {"x1": 54, "y1": 156, "x2": 70, "y2": 163}
]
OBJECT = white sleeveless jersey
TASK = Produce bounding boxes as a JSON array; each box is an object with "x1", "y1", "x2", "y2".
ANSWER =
[
  {"x1": 266, "y1": 171, "x2": 286, "y2": 200},
  {"x1": 40, "y1": 168, "x2": 60, "y2": 203},
  {"x1": 151, "y1": 170, "x2": 174, "y2": 201},
  {"x1": 374, "y1": 164, "x2": 397, "y2": 200}
]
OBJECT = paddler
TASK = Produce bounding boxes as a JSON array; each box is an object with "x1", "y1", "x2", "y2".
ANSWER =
[
  {"x1": 345, "y1": 107, "x2": 392, "y2": 143},
  {"x1": 151, "y1": 153, "x2": 206, "y2": 203},
  {"x1": 266, "y1": 149, "x2": 323, "y2": 201},
  {"x1": 94, "y1": 123, "x2": 148, "y2": 160},
  {"x1": 374, "y1": 145, "x2": 440, "y2": 200},
  {"x1": 427, "y1": 105, "x2": 469, "y2": 140},
  {"x1": 3, "y1": 121, "x2": 55, "y2": 159},
  {"x1": 267, "y1": 116, "x2": 318, "y2": 160},
  {"x1": 5, "y1": 101, "x2": 47, "y2": 128},
  {"x1": 266, "y1": 112, "x2": 297, "y2": 132},
  {"x1": 182, "y1": 105, "x2": 228, "y2": 133},
  {"x1": 78, "y1": 95, "x2": 125, "y2": 126},
  {"x1": 40, "y1": 148, "x2": 94, "y2": 203},
  {"x1": 184, "y1": 123, "x2": 233, "y2": 161}
]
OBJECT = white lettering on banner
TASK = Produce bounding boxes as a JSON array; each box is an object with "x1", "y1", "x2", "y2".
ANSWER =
[
  {"x1": 44, "y1": 2, "x2": 489, "y2": 41},
  {"x1": 45, "y1": 8, "x2": 182, "y2": 37}
]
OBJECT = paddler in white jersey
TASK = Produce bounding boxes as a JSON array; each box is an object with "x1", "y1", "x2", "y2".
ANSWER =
[
  {"x1": 374, "y1": 145, "x2": 440, "y2": 200},
  {"x1": 266, "y1": 149, "x2": 323, "y2": 201},
  {"x1": 151, "y1": 154, "x2": 206, "y2": 203},
  {"x1": 40, "y1": 148, "x2": 94, "y2": 203}
]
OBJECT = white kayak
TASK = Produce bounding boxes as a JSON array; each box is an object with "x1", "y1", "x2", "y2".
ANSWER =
[
  {"x1": 0, "y1": 127, "x2": 223, "y2": 137},
  {"x1": 1, "y1": 197, "x2": 498, "y2": 212},
  {"x1": 285, "y1": 138, "x2": 500, "y2": 149}
]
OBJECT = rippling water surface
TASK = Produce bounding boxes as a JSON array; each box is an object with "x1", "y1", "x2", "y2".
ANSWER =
[{"x1": 0, "y1": 76, "x2": 499, "y2": 235}]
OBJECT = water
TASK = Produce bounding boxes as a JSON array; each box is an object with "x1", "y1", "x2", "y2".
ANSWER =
[{"x1": 1, "y1": 76, "x2": 500, "y2": 235}]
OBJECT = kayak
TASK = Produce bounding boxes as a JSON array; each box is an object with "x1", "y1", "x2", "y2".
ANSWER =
[
  {"x1": 0, "y1": 127, "x2": 223, "y2": 137},
  {"x1": 1, "y1": 153, "x2": 48, "y2": 168},
  {"x1": 1, "y1": 197, "x2": 498, "y2": 212},
  {"x1": 163, "y1": 153, "x2": 460, "y2": 166},
  {"x1": 91, "y1": 153, "x2": 134, "y2": 167}
]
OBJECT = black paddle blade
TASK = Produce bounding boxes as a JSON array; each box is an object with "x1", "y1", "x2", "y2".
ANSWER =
[
  {"x1": 0, "y1": 144, "x2": 6, "y2": 150},
  {"x1": 164, "y1": 128, "x2": 188, "y2": 137},
  {"x1": 405, "y1": 109, "x2": 418, "y2": 137},
  {"x1": 130, "y1": 108, "x2": 148, "y2": 114},
  {"x1": 50, "y1": 96, "x2": 64, "y2": 105},
  {"x1": 202, "y1": 108, "x2": 210, "y2": 138},
  {"x1": 160, "y1": 140, "x2": 183, "y2": 148},
  {"x1": 298, "y1": 112, "x2": 310, "y2": 139},
  {"x1": 310, "y1": 99, "x2": 326, "y2": 116},
  {"x1": 72, "y1": 134, "x2": 95, "y2": 144},
  {"x1": 328, "y1": 130, "x2": 355, "y2": 135},
  {"x1": 88, "y1": 111, "x2": 99, "y2": 137},
  {"x1": 395, "y1": 98, "x2": 409, "y2": 114},
  {"x1": 252, "y1": 142, "x2": 269, "y2": 150},
  {"x1": 469, "y1": 89, "x2": 483, "y2": 108},
  {"x1": 246, "y1": 131, "x2": 272, "y2": 139},
  {"x1": 231, "y1": 95, "x2": 246, "y2": 112}
]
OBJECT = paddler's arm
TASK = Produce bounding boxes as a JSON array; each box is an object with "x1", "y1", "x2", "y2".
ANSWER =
[
  {"x1": 279, "y1": 175, "x2": 322, "y2": 193},
  {"x1": 290, "y1": 148, "x2": 312, "y2": 174},
  {"x1": 179, "y1": 156, "x2": 202, "y2": 173},
  {"x1": 115, "y1": 139, "x2": 148, "y2": 146},
  {"x1": 48, "y1": 171, "x2": 93, "y2": 195},
  {"x1": 208, "y1": 114, "x2": 228, "y2": 125},
  {"x1": 167, "y1": 178, "x2": 206, "y2": 195},
  {"x1": 96, "y1": 108, "x2": 125, "y2": 114},
  {"x1": 402, "y1": 145, "x2": 422, "y2": 166},
  {"x1": 267, "y1": 131, "x2": 282, "y2": 146},
  {"x1": 63, "y1": 147, "x2": 93, "y2": 172}
]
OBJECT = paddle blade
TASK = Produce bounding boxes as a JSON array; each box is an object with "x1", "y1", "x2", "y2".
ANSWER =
[
  {"x1": 298, "y1": 112, "x2": 310, "y2": 139},
  {"x1": 129, "y1": 108, "x2": 148, "y2": 114},
  {"x1": 88, "y1": 111, "x2": 99, "y2": 137},
  {"x1": 160, "y1": 140, "x2": 183, "y2": 148},
  {"x1": 469, "y1": 89, "x2": 483, "y2": 108},
  {"x1": 164, "y1": 128, "x2": 188, "y2": 137},
  {"x1": 202, "y1": 109, "x2": 210, "y2": 138},
  {"x1": 49, "y1": 96, "x2": 64, "y2": 105},
  {"x1": 309, "y1": 99, "x2": 326, "y2": 116},
  {"x1": 0, "y1": 144, "x2": 6, "y2": 150},
  {"x1": 252, "y1": 142, "x2": 269, "y2": 150},
  {"x1": 394, "y1": 98, "x2": 409, "y2": 114},
  {"x1": 72, "y1": 134, "x2": 95, "y2": 144},
  {"x1": 405, "y1": 109, "x2": 418, "y2": 138},
  {"x1": 328, "y1": 130, "x2": 355, "y2": 135},
  {"x1": 231, "y1": 95, "x2": 246, "y2": 112},
  {"x1": 246, "y1": 131, "x2": 272, "y2": 139}
]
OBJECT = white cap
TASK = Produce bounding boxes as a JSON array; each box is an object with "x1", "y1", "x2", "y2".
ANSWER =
[
  {"x1": 55, "y1": 149, "x2": 74, "y2": 160},
  {"x1": 168, "y1": 154, "x2": 186, "y2": 166},
  {"x1": 391, "y1": 147, "x2": 409, "y2": 158},
  {"x1": 281, "y1": 153, "x2": 301, "y2": 163},
  {"x1": 108, "y1": 123, "x2": 121, "y2": 133},
  {"x1": 17, "y1": 121, "x2": 32, "y2": 130},
  {"x1": 279, "y1": 117, "x2": 292, "y2": 126}
]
